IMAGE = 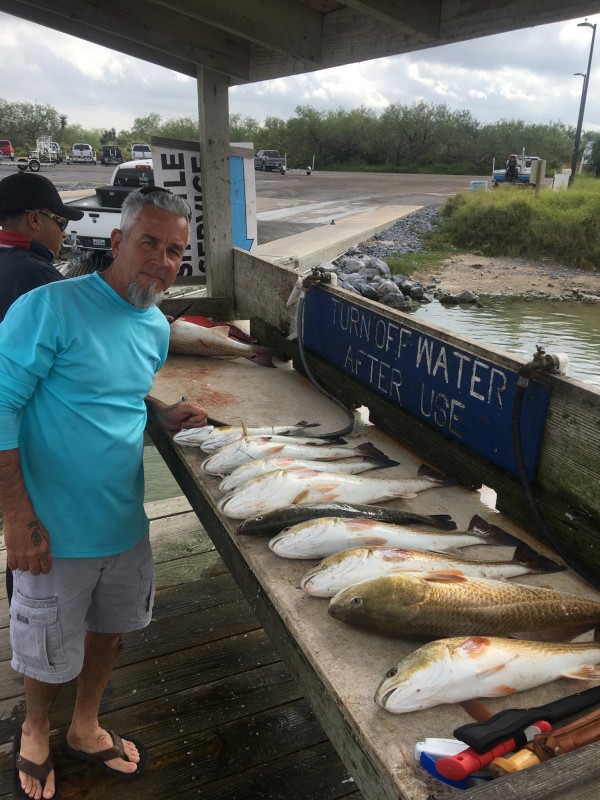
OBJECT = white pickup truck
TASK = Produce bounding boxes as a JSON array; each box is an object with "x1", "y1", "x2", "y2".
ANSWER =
[{"x1": 63, "y1": 159, "x2": 153, "y2": 262}]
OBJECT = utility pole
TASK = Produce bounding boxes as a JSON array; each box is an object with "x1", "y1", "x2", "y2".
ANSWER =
[{"x1": 570, "y1": 20, "x2": 596, "y2": 185}]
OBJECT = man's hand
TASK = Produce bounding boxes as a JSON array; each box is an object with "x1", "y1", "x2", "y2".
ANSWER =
[
  {"x1": 5, "y1": 515, "x2": 53, "y2": 575},
  {"x1": 1, "y1": 448, "x2": 53, "y2": 574},
  {"x1": 147, "y1": 397, "x2": 209, "y2": 431}
]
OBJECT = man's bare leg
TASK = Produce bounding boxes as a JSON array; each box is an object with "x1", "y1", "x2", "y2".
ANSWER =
[
  {"x1": 64, "y1": 631, "x2": 140, "y2": 774},
  {"x1": 19, "y1": 678, "x2": 60, "y2": 800}
]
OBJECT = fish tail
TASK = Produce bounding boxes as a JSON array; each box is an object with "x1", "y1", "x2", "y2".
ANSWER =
[
  {"x1": 364, "y1": 455, "x2": 400, "y2": 469},
  {"x1": 251, "y1": 346, "x2": 277, "y2": 368},
  {"x1": 416, "y1": 464, "x2": 457, "y2": 486},
  {"x1": 426, "y1": 514, "x2": 458, "y2": 531},
  {"x1": 512, "y1": 543, "x2": 566, "y2": 574},
  {"x1": 356, "y1": 442, "x2": 394, "y2": 461},
  {"x1": 468, "y1": 514, "x2": 522, "y2": 547}
]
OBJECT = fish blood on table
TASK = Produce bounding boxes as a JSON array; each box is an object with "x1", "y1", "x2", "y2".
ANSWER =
[
  {"x1": 268, "y1": 514, "x2": 520, "y2": 559},
  {"x1": 374, "y1": 636, "x2": 600, "y2": 714}
]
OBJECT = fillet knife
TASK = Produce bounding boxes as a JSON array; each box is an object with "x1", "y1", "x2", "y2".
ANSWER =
[{"x1": 454, "y1": 685, "x2": 600, "y2": 753}]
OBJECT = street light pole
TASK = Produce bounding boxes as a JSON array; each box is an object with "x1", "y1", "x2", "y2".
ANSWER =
[{"x1": 570, "y1": 20, "x2": 596, "y2": 184}]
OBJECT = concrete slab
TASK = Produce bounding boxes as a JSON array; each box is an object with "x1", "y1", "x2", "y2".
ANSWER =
[{"x1": 253, "y1": 205, "x2": 421, "y2": 270}]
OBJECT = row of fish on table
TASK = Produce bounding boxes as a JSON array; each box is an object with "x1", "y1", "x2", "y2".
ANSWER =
[{"x1": 173, "y1": 422, "x2": 600, "y2": 715}]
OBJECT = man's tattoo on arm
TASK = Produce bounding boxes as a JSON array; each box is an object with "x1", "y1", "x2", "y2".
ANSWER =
[{"x1": 26, "y1": 519, "x2": 49, "y2": 550}]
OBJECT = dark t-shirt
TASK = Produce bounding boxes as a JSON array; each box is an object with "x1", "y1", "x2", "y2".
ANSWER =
[{"x1": 0, "y1": 235, "x2": 63, "y2": 321}]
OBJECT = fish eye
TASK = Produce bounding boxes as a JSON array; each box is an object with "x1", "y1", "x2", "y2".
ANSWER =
[
  {"x1": 350, "y1": 596, "x2": 362, "y2": 606},
  {"x1": 385, "y1": 667, "x2": 398, "y2": 679},
  {"x1": 255, "y1": 515, "x2": 263, "y2": 521}
]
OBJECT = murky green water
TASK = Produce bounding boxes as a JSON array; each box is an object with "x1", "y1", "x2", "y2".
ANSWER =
[
  {"x1": 144, "y1": 298, "x2": 599, "y2": 502},
  {"x1": 412, "y1": 299, "x2": 600, "y2": 388}
]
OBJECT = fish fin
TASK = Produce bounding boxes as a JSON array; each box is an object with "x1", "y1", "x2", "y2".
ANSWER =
[
  {"x1": 487, "y1": 685, "x2": 519, "y2": 697},
  {"x1": 416, "y1": 464, "x2": 458, "y2": 487},
  {"x1": 468, "y1": 515, "x2": 522, "y2": 548},
  {"x1": 241, "y1": 419, "x2": 249, "y2": 441},
  {"x1": 292, "y1": 491, "x2": 311, "y2": 505},
  {"x1": 395, "y1": 491, "x2": 418, "y2": 499},
  {"x1": 364, "y1": 456, "x2": 400, "y2": 469},
  {"x1": 211, "y1": 325, "x2": 235, "y2": 338},
  {"x1": 427, "y1": 514, "x2": 458, "y2": 531},
  {"x1": 509, "y1": 625, "x2": 596, "y2": 642},
  {"x1": 355, "y1": 442, "x2": 393, "y2": 460},
  {"x1": 564, "y1": 665, "x2": 600, "y2": 681},
  {"x1": 251, "y1": 347, "x2": 277, "y2": 368},
  {"x1": 512, "y1": 543, "x2": 566, "y2": 574},
  {"x1": 361, "y1": 536, "x2": 393, "y2": 546},
  {"x1": 264, "y1": 445, "x2": 287, "y2": 454},
  {"x1": 422, "y1": 570, "x2": 467, "y2": 581}
]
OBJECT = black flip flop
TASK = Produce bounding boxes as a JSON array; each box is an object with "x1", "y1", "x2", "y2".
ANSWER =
[
  {"x1": 61, "y1": 729, "x2": 148, "y2": 779},
  {"x1": 12, "y1": 729, "x2": 60, "y2": 800}
]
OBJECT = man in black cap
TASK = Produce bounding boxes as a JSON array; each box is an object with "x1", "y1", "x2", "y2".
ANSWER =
[{"x1": 0, "y1": 172, "x2": 84, "y2": 321}]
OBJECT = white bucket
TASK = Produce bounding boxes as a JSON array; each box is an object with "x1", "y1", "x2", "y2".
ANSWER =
[
  {"x1": 553, "y1": 174, "x2": 569, "y2": 192},
  {"x1": 470, "y1": 180, "x2": 488, "y2": 191}
]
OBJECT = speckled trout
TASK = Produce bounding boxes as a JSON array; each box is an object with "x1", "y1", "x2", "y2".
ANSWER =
[
  {"x1": 300, "y1": 544, "x2": 564, "y2": 597},
  {"x1": 203, "y1": 437, "x2": 393, "y2": 475},
  {"x1": 217, "y1": 464, "x2": 455, "y2": 519},
  {"x1": 374, "y1": 636, "x2": 600, "y2": 714},
  {"x1": 238, "y1": 503, "x2": 457, "y2": 536},
  {"x1": 174, "y1": 423, "x2": 316, "y2": 449},
  {"x1": 268, "y1": 514, "x2": 519, "y2": 559},
  {"x1": 219, "y1": 454, "x2": 399, "y2": 493},
  {"x1": 327, "y1": 572, "x2": 600, "y2": 639},
  {"x1": 199, "y1": 423, "x2": 322, "y2": 452}
]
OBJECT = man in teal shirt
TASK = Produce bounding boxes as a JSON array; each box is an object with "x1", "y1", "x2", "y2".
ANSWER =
[{"x1": 0, "y1": 187, "x2": 208, "y2": 799}]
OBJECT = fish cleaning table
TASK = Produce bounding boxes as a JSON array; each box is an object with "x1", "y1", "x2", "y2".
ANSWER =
[{"x1": 149, "y1": 353, "x2": 600, "y2": 800}]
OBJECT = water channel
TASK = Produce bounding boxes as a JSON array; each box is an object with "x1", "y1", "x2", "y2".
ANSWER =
[{"x1": 144, "y1": 298, "x2": 599, "y2": 502}]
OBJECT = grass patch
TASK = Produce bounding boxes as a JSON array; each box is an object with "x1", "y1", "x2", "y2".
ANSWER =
[
  {"x1": 385, "y1": 248, "x2": 455, "y2": 277},
  {"x1": 429, "y1": 176, "x2": 600, "y2": 270}
]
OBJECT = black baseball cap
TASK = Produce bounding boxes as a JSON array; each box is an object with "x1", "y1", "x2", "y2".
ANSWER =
[{"x1": 0, "y1": 172, "x2": 84, "y2": 221}]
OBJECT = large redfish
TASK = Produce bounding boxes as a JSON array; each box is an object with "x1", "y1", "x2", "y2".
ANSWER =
[
  {"x1": 374, "y1": 636, "x2": 600, "y2": 713},
  {"x1": 268, "y1": 514, "x2": 519, "y2": 559},
  {"x1": 300, "y1": 544, "x2": 564, "y2": 597},
  {"x1": 218, "y1": 465, "x2": 454, "y2": 519},
  {"x1": 327, "y1": 572, "x2": 600, "y2": 639},
  {"x1": 169, "y1": 319, "x2": 276, "y2": 367}
]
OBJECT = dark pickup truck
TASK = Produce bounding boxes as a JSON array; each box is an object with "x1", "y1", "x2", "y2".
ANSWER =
[{"x1": 254, "y1": 149, "x2": 286, "y2": 172}]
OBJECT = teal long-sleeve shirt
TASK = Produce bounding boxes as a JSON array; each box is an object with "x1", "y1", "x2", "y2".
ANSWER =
[{"x1": 0, "y1": 271, "x2": 169, "y2": 557}]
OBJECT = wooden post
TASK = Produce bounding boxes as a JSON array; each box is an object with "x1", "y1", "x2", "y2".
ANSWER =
[{"x1": 197, "y1": 66, "x2": 234, "y2": 302}]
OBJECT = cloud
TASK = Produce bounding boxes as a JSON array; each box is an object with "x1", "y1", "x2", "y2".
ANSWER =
[{"x1": 0, "y1": 10, "x2": 599, "y2": 133}]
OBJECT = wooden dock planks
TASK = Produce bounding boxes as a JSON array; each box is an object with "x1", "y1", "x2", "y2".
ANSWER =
[{"x1": 0, "y1": 498, "x2": 362, "y2": 800}]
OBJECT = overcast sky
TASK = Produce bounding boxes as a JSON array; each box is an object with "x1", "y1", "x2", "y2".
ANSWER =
[{"x1": 1, "y1": 10, "x2": 599, "y2": 136}]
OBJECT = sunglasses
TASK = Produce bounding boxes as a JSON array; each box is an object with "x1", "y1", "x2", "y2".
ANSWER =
[
  {"x1": 27, "y1": 208, "x2": 70, "y2": 232},
  {"x1": 138, "y1": 185, "x2": 192, "y2": 221}
]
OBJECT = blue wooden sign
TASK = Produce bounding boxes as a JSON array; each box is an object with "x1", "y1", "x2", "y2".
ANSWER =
[{"x1": 302, "y1": 286, "x2": 550, "y2": 480}]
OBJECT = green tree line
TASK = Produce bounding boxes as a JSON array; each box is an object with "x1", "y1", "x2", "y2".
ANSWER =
[{"x1": 2, "y1": 97, "x2": 599, "y2": 173}]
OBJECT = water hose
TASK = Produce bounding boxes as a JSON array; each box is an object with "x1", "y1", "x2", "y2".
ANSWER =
[
  {"x1": 512, "y1": 348, "x2": 600, "y2": 590},
  {"x1": 295, "y1": 273, "x2": 357, "y2": 438}
]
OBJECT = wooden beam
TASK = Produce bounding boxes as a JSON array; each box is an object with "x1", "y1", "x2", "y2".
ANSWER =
[
  {"x1": 149, "y1": 0, "x2": 323, "y2": 66},
  {"x1": 197, "y1": 67, "x2": 234, "y2": 302},
  {"x1": 340, "y1": 0, "x2": 440, "y2": 39},
  {"x1": 0, "y1": 0, "x2": 196, "y2": 76},
  {"x1": 9, "y1": 0, "x2": 251, "y2": 80},
  {"x1": 440, "y1": 0, "x2": 600, "y2": 42}
]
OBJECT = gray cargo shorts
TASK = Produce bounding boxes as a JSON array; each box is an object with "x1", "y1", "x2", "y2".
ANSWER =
[{"x1": 9, "y1": 533, "x2": 154, "y2": 684}]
